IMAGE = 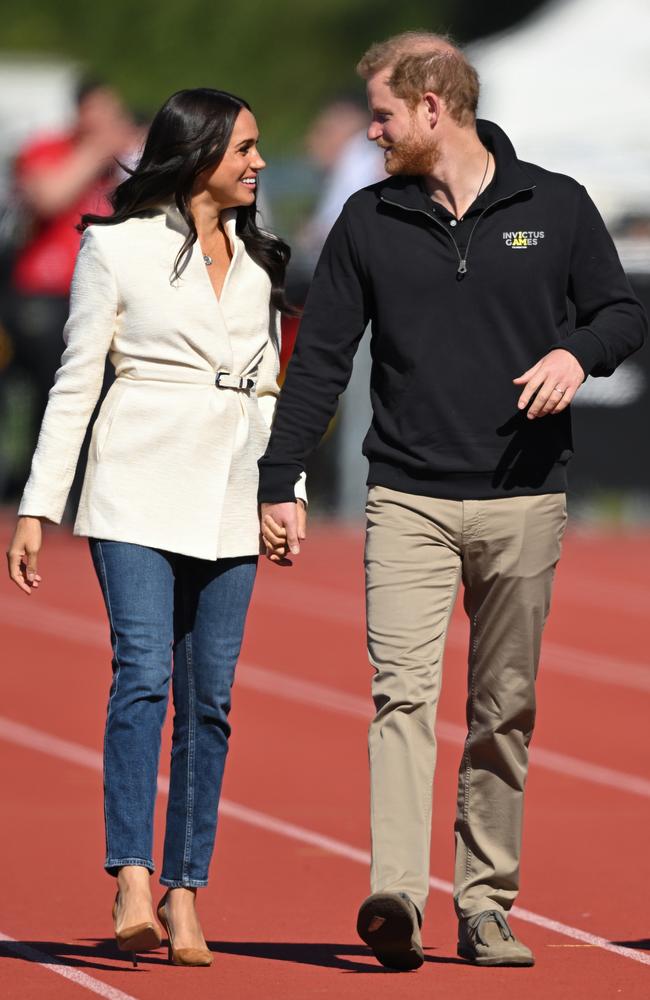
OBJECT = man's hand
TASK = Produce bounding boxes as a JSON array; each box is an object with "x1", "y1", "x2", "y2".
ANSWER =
[
  {"x1": 260, "y1": 500, "x2": 307, "y2": 566},
  {"x1": 513, "y1": 349, "x2": 585, "y2": 419}
]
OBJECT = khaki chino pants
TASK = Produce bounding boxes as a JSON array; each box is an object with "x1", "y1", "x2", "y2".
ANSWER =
[{"x1": 364, "y1": 486, "x2": 567, "y2": 919}]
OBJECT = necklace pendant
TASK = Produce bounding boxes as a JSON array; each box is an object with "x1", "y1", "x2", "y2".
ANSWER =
[{"x1": 203, "y1": 253, "x2": 213, "y2": 266}]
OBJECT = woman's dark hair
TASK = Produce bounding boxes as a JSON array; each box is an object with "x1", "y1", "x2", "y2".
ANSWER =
[{"x1": 80, "y1": 88, "x2": 296, "y2": 314}]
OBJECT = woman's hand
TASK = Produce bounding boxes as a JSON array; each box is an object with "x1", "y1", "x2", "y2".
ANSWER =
[{"x1": 6, "y1": 517, "x2": 43, "y2": 595}]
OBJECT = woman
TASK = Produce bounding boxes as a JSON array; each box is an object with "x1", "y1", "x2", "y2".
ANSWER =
[{"x1": 6, "y1": 88, "x2": 306, "y2": 967}]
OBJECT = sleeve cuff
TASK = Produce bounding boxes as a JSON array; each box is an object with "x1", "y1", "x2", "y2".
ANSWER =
[
  {"x1": 18, "y1": 494, "x2": 64, "y2": 524},
  {"x1": 258, "y1": 461, "x2": 304, "y2": 504},
  {"x1": 293, "y1": 471, "x2": 308, "y2": 506},
  {"x1": 550, "y1": 327, "x2": 605, "y2": 378}
]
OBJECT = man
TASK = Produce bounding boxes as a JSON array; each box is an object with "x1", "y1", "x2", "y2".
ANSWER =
[{"x1": 258, "y1": 32, "x2": 647, "y2": 969}]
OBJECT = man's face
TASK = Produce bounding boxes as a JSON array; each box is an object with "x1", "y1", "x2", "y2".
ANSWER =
[{"x1": 366, "y1": 71, "x2": 438, "y2": 176}]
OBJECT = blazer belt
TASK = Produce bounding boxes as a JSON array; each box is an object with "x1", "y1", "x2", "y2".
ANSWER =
[{"x1": 215, "y1": 371, "x2": 257, "y2": 390}]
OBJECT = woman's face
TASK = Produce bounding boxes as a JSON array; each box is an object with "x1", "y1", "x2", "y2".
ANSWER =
[{"x1": 198, "y1": 108, "x2": 266, "y2": 208}]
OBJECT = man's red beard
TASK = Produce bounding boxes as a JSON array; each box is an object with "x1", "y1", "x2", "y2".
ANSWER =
[{"x1": 380, "y1": 129, "x2": 439, "y2": 176}]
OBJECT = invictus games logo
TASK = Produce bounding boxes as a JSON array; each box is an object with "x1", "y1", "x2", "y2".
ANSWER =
[{"x1": 503, "y1": 230, "x2": 545, "y2": 249}]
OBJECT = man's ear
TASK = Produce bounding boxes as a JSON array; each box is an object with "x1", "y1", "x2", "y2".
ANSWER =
[{"x1": 423, "y1": 92, "x2": 441, "y2": 129}]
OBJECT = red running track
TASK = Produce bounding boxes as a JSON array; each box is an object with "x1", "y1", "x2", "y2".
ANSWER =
[{"x1": 1, "y1": 515, "x2": 649, "y2": 999}]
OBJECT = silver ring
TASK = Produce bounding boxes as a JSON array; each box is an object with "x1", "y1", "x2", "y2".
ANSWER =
[{"x1": 553, "y1": 386, "x2": 566, "y2": 395}]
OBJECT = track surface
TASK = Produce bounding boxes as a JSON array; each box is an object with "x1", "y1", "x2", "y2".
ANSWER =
[{"x1": 1, "y1": 514, "x2": 649, "y2": 999}]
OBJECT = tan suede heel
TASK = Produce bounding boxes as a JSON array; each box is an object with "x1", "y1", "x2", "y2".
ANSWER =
[
  {"x1": 157, "y1": 895, "x2": 213, "y2": 967},
  {"x1": 112, "y1": 892, "x2": 162, "y2": 967}
]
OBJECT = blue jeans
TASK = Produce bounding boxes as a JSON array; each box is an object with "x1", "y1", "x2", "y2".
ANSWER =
[{"x1": 89, "y1": 539, "x2": 257, "y2": 887}]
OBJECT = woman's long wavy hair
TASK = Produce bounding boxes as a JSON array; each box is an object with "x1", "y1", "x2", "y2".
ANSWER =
[{"x1": 80, "y1": 88, "x2": 296, "y2": 314}]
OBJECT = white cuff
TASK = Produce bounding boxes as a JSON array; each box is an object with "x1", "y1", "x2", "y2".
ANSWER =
[{"x1": 293, "y1": 471, "x2": 308, "y2": 506}]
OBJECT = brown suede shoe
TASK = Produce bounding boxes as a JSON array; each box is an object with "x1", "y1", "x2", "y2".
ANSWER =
[
  {"x1": 357, "y1": 891, "x2": 424, "y2": 971},
  {"x1": 458, "y1": 910, "x2": 534, "y2": 966}
]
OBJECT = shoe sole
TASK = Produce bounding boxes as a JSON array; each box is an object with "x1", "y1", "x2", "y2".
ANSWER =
[
  {"x1": 357, "y1": 893, "x2": 424, "y2": 971},
  {"x1": 457, "y1": 946, "x2": 535, "y2": 967}
]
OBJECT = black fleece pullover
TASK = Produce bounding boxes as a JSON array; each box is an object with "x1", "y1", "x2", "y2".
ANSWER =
[{"x1": 259, "y1": 121, "x2": 647, "y2": 503}]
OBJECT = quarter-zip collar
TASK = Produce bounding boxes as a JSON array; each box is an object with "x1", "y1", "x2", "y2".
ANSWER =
[
  {"x1": 475, "y1": 119, "x2": 536, "y2": 203},
  {"x1": 378, "y1": 121, "x2": 536, "y2": 277},
  {"x1": 377, "y1": 119, "x2": 535, "y2": 217}
]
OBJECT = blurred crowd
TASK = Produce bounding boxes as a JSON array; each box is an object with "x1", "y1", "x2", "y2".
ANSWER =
[
  {"x1": 0, "y1": 78, "x2": 383, "y2": 515},
  {"x1": 0, "y1": 77, "x2": 149, "y2": 508}
]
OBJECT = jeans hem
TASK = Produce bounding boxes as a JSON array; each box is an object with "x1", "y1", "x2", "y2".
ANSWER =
[
  {"x1": 159, "y1": 877, "x2": 208, "y2": 888},
  {"x1": 105, "y1": 857, "x2": 155, "y2": 876}
]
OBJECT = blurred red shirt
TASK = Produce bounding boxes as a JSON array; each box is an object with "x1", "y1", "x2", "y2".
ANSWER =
[{"x1": 13, "y1": 133, "x2": 112, "y2": 296}]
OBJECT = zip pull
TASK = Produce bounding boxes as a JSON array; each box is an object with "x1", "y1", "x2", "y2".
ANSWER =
[{"x1": 457, "y1": 259, "x2": 467, "y2": 275}]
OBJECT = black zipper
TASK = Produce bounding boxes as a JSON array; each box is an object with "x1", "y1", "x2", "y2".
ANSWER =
[{"x1": 380, "y1": 185, "x2": 535, "y2": 277}]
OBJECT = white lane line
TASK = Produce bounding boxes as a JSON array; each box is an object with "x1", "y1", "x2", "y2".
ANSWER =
[
  {"x1": 3, "y1": 591, "x2": 650, "y2": 694},
  {"x1": 236, "y1": 665, "x2": 650, "y2": 799},
  {"x1": 0, "y1": 597, "x2": 107, "y2": 647},
  {"x1": 1, "y1": 716, "x2": 648, "y2": 969},
  {"x1": 219, "y1": 801, "x2": 650, "y2": 968},
  {"x1": 0, "y1": 932, "x2": 140, "y2": 1000},
  {"x1": 541, "y1": 640, "x2": 650, "y2": 694},
  {"x1": 1, "y1": 597, "x2": 648, "y2": 798},
  {"x1": 9, "y1": 587, "x2": 650, "y2": 693},
  {"x1": 252, "y1": 584, "x2": 650, "y2": 693},
  {"x1": 553, "y1": 574, "x2": 650, "y2": 617}
]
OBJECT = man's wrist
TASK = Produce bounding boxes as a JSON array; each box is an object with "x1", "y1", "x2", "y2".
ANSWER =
[
  {"x1": 258, "y1": 461, "x2": 304, "y2": 506},
  {"x1": 550, "y1": 330, "x2": 600, "y2": 379}
]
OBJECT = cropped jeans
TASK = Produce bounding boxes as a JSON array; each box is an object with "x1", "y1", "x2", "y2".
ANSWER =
[{"x1": 89, "y1": 539, "x2": 257, "y2": 887}]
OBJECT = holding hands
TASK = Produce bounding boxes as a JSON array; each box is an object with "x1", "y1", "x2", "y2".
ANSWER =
[
  {"x1": 261, "y1": 500, "x2": 307, "y2": 565},
  {"x1": 514, "y1": 349, "x2": 585, "y2": 418}
]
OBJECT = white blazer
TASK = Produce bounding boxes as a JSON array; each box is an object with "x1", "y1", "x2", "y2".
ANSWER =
[{"x1": 19, "y1": 203, "x2": 306, "y2": 560}]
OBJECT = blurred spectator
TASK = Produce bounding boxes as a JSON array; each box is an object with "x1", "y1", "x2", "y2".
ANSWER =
[
  {"x1": 6, "y1": 78, "x2": 137, "y2": 490},
  {"x1": 290, "y1": 96, "x2": 385, "y2": 516},
  {"x1": 297, "y1": 94, "x2": 385, "y2": 275},
  {"x1": 114, "y1": 108, "x2": 151, "y2": 181}
]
